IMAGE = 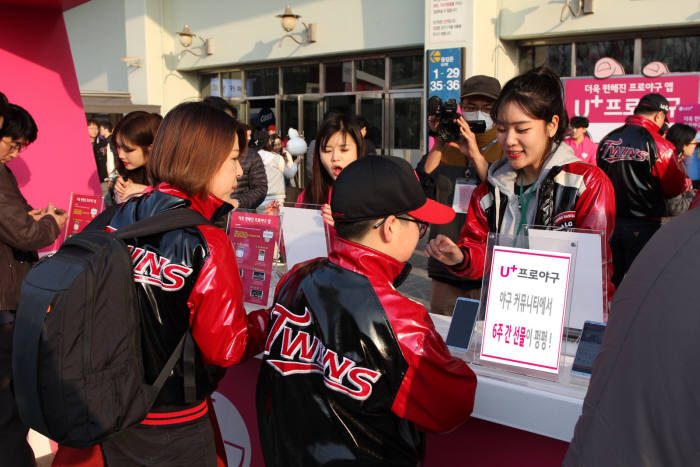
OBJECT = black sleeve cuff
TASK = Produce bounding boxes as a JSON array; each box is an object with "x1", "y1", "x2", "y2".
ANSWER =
[{"x1": 450, "y1": 246, "x2": 470, "y2": 272}]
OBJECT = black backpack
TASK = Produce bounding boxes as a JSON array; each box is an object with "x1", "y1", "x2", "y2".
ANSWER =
[{"x1": 13, "y1": 207, "x2": 209, "y2": 448}]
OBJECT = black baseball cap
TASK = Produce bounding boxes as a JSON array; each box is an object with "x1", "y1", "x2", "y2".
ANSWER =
[
  {"x1": 460, "y1": 75, "x2": 501, "y2": 101},
  {"x1": 635, "y1": 93, "x2": 670, "y2": 115},
  {"x1": 331, "y1": 156, "x2": 455, "y2": 225}
]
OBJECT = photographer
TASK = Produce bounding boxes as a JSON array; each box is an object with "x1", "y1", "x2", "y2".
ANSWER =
[{"x1": 416, "y1": 75, "x2": 503, "y2": 315}]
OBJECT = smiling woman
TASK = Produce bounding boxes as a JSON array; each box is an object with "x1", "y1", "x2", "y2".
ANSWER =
[{"x1": 426, "y1": 66, "x2": 617, "y2": 309}]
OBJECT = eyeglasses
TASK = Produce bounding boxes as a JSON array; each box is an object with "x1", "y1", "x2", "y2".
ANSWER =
[
  {"x1": 373, "y1": 216, "x2": 428, "y2": 238},
  {"x1": 0, "y1": 138, "x2": 28, "y2": 154},
  {"x1": 461, "y1": 103, "x2": 493, "y2": 113}
]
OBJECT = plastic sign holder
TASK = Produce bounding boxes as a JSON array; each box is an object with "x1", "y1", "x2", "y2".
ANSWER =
[
  {"x1": 525, "y1": 225, "x2": 608, "y2": 335},
  {"x1": 465, "y1": 230, "x2": 577, "y2": 382},
  {"x1": 279, "y1": 202, "x2": 330, "y2": 271}
]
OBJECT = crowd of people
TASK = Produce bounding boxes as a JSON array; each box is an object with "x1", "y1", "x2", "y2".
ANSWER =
[{"x1": 2, "y1": 61, "x2": 700, "y2": 466}]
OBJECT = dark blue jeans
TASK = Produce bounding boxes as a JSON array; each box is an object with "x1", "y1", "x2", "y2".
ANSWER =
[{"x1": 610, "y1": 217, "x2": 661, "y2": 287}]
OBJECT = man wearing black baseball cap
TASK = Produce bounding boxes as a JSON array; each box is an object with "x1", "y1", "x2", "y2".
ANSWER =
[
  {"x1": 417, "y1": 75, "x2": 504, "y2": 315},
  {"x1": 597, "y1": 92, "x2": 689, "y2": 287},
  {"x1": 257, "y1": 156, "x2": 476, "y2": 467}
]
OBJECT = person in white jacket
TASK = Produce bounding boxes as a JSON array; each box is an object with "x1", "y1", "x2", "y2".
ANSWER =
[{"x1": 256, "y1": 131, "x2": 297, "y2": 210}]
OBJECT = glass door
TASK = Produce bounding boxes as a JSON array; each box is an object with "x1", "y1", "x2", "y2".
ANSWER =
[
  {"x1": 301, "y1": 96, "x2": 322, "y2": 142},
  {"x1": 280, "y1": 97, "x2": 299, "y2": 137},
  {"x1": 358, "y1": 93, "x2": 384, "y2": 155},
  {"x1": 389, "y1": 92, "x2": 423, "y2": 165}
]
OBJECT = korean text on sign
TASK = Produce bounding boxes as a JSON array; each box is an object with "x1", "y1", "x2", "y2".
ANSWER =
[{"x1": 480, "y1": 247, "x2": 572, "y2": 374}]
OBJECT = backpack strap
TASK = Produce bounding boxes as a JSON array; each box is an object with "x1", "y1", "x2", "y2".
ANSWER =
[
  {"x1": 113, "y1": 208, "x2": 212, "y2": 239},
  {"x1": 86, "y1": 205, "x2": 212, "y2": 239}
]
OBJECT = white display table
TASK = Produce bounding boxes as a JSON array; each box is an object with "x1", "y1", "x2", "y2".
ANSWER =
[{"x1": 430, "y1": 313, "x2": 587, "y2": 442}]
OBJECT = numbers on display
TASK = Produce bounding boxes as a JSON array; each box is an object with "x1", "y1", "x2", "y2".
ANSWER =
[
  {"x1": 446, "y1": 67, "x2": 460, "y2": 78},
  {"x1": 446, "y1": 80, "x2": 460, "y2": 91},
  {"x1": 429, "y1": 81, "x2": 444, "y2": 92}
]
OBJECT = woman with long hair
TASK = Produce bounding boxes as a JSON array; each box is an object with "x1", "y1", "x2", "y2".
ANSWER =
[
  {"x1": 112, "y1": 111, "x2": 162, "y2": 202},
  {"x1": 427, "y1": 66, "x2": 616, "y2": 311},
  {"x1": 297, "y1": 113, "x2": 365, "y2": 226}
]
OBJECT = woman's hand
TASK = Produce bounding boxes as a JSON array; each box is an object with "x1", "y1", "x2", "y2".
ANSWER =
[
  {"x1": 114, "y1": 176, "x2": 129, "y2": 198},
  {"x1": 115, "y1": 177, "x2": 146, "y2": 201},
  {"x1": 263, "y1": 200, "x2": 281, "y2": 216},
  {"x1": 321, "y1": 203, "x2": 335, "y2": 228},
  {"x1": 425, "y1": 234, "x2": 465, "y2": 266}
]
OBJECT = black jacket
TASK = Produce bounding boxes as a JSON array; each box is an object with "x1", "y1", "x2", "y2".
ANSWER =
[
  {"x1": 232, "y1": 147, "x2": 267, "y2": 209},
  {"x1": 257, "y1": 237, "x2": 476, "y2": 467},
  {"x1": 106, "y1": 184, "x2": 261, "y2": 409},
  {"x1": 597, "y1": 115, "x2": 687, "y2": 219}
]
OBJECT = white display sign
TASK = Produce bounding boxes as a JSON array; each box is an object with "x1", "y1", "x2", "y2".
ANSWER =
[
  {"x1": 527, "y1": 229, "x2": 605, "y2": 329},
  {"x1": 480, "y1": 246, "x2": 572, "y2": 374},
  {"x1": 429, "y1": 0, "x2": 467, "y2": 44},
  {"x1": 280, "y1": 207, "x2": 328, "y2": 270}
]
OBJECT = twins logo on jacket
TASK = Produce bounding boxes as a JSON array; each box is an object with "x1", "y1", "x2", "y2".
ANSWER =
[
  {"x1": 104, "y1": 225, "x2": 195, "y2": 292},
  {"x1": 263, "y1": 303, "x2": 382, "y2": 401},
  {"x1": 128, "y1": 246, "x2": 194, "y2": 291}
]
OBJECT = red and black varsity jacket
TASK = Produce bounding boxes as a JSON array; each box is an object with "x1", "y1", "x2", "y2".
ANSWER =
[
  {"x1": 107, "y1": 184, "x2": 267, "y2": 424},
  {"x1": 451, "y1": 159, "x2": 617, "y2": 302},
  {"x1": 256, "y1": 236, "x2": 477, "y2": 467},
  {"x1": 597, "y1": 114, "x2": 687, "y2": 219}
]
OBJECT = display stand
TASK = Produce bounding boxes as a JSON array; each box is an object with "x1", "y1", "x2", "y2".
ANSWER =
[{"x1": 465, "y1": 230, "x2": 577, "y2": 382}]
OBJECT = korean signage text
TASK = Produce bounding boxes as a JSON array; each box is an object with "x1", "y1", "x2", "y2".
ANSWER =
[
  {"x1": 480, "y1": 247, "x2": 571, "y2": 374},
  {"x1": 564, "y1": 74, "x2": 700, "y2": 124},
  {"x1": 429, "y1": 0, "x2": 466, "y2": 43}
]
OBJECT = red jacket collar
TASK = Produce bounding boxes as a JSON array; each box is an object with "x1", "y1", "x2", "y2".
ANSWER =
[
  {"x1": 626, "y1": 114, "x2": 661, "y2": 134},
  {"x1": 149, "y1": 183, "x2": 226, "y2": 220},
  {"x1": 329, "y1": 236, "x2": 407, "y2": 285}
]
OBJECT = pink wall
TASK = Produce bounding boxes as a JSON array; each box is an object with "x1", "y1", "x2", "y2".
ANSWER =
[{"x1": 0, "y1": 2, "x2": 100, "y2": 250}]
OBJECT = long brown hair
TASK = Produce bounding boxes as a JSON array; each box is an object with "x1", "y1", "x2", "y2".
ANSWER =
[
  {"x1": 148, "y1": 102, "x2": 247, "y2": 198},
  {"x1": 303, "y1": 112, "x2": 365, "y2": 205},
  {"x1": 113, "y1": 111, "x2": 162, "y2": 185}
]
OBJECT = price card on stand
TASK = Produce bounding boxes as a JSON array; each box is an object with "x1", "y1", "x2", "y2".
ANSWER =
[
  {"x1": 228, "y1": 211, "x2": 280, "y2": 306},
  {"x1": 480, "y1": 246, "x2": 572, "y2": 374}
]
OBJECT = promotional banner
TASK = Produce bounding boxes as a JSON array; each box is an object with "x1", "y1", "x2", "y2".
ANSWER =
[
  {"x1": 480, "y1": 247, "x2": 572, "y2": 374},
  {"x1": 228, "y1": 211, "x2": 280, "y2": 306},
  {"x1": 564, "y1": 74, "x2": 700, "y2": 123},
  {"x1": 675, "y1": 104, "x2": 700, "y2": 130}
]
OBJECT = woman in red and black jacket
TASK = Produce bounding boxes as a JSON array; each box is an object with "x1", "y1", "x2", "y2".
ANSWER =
[
  {"x1": 100, "y1": 102, "x2": 268, "y2": 466},
  {"x1": 427, "y1": 67, "x2": 616, "y2": 317}
]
